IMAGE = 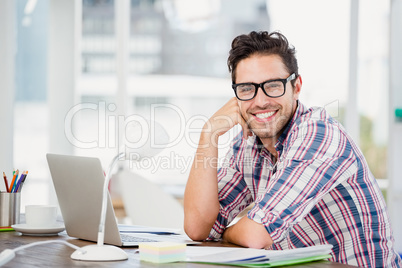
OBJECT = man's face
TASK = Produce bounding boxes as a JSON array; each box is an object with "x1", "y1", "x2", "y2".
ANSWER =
[{"x1": 236, "y1": 54, "x2": 301, "y2": 142}]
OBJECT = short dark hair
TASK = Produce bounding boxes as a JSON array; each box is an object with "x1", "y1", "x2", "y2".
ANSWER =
[{"x1": 227, "y1": 31, "x2": 299, "y2": 85}]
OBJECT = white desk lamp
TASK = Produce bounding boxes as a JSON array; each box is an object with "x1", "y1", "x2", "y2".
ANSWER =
[{"x1": 71, "y1": 120, "x2": 170, "y2": 261}]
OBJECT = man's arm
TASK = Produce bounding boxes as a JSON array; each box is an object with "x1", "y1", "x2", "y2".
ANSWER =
[
  {"x1": 183, "y1": 97, "x2": 251, "y2": 241},
  {"x1": 183, "y1": 130, "x2": 220, "y2": 240},
  {"x1": 222, "y1": 216, "x2": 273, "y2": 249}
]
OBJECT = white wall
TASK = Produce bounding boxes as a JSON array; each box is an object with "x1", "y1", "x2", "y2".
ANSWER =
[{"x1": 0, "y1": 0, "x2": 16, "y2": 191}]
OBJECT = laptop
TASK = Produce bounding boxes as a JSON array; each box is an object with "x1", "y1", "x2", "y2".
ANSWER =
[{"x1": 46, "y1": 153, "x2": 198, "y2": 246}]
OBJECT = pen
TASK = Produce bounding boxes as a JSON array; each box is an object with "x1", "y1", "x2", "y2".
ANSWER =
[{"x1": 3, "y1": 172, "x2": 9, "y2": 192}]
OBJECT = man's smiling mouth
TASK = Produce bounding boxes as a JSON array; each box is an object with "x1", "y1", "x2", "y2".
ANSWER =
[{"x1": 255, "y1": 111, "x2": 275, "y2": 119}]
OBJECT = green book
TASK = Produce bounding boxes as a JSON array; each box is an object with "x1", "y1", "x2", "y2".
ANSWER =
[{"x1": 0, "y1": 227, "x2": 14, "y2": 232}]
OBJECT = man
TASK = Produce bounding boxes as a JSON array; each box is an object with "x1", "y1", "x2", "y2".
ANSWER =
[{"x1": 183, "y1": 31, "x2": 401, "y2": 267}]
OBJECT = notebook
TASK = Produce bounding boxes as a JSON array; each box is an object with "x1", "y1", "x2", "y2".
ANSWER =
[{"x1": 46, "y1": 153, "x2": 197, "y2": 246}]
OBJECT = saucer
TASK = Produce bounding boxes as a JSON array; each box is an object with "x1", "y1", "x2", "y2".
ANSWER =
[{"x1": 11, "y1": 223, "x2": 65, "y2": 236}]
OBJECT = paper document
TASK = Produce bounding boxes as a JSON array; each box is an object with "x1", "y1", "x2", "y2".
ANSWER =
[
  {"x1": 186, "y1": 244, "x2": 333, "y2": 267},
  {"x1": 125, "y1": 232, "x2": 200, "y2": 244}
]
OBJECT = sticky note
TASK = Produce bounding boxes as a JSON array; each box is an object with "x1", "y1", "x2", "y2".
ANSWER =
[{"x1": 139, "y1": 242, "x2": 186, "y2": 263}]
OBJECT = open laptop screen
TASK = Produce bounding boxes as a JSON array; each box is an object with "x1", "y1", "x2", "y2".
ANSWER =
[{"x1": 46, "y1": 153, "x2": 123, "y2": 246}]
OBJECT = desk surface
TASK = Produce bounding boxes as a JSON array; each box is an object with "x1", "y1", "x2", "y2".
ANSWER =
[{"x1": 0, "y1": 231, "x2": 355, "y2": 268}]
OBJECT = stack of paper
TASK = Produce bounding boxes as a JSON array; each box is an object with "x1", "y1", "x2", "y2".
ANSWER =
[
  {"x1": 185, "y1": 244, "x2": 333, "y2": 267},
  {"x1": 139, "y1": 242, "x2": 186, "y2": 263}
]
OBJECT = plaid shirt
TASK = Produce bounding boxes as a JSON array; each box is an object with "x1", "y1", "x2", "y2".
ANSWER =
[{"x1": 208, "y1": 101, "x2": 401, "y2": 267}]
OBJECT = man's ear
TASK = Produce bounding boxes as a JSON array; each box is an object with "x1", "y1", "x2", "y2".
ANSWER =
[{"x1": 293, "y1": 75, "x2": 302, "y2": 100}]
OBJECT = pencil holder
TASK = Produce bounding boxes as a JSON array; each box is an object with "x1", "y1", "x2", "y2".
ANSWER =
[{"x1": 0, "y1": 192, "x2": 21, "y2": 227}]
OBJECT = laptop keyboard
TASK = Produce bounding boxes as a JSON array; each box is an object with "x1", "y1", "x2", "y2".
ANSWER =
[{"x1": 121, "y1": 234, "x2": 158, "y2": 243}]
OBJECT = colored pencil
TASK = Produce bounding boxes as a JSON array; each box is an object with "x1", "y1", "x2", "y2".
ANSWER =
[
  {"x1": 11, "y1": 170, "x2": 20, "y2": 193},
  {"x1": 3, "y1": 172, "x2": 9, "y2": 192},
  {"x1": 9, "y1": 170, "x2": 18, "y2": 193},
  {"x1": 17, "y1": 171, "x2": 28, "y2": 192},
  {"x1": 14, "y1": 171, "x2": 25, "y2": 193}
]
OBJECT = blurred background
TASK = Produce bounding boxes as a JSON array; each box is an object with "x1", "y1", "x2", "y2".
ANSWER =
[{"x1": 0, "y1": 0, "x2": 401, "y2": 252}]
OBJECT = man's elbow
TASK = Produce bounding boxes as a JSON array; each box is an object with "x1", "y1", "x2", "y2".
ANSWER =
[
  {"x1": 183, "y1": 209, "x2": 218, "y2": 241},
  {"x1": 184, "y1": 221, "x2": 210, "y2": 241}
]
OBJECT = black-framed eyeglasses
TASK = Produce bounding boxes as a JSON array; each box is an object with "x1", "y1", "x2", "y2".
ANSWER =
[{"x1": 232, "y1": 73, "x2": 296, "y2": 101}]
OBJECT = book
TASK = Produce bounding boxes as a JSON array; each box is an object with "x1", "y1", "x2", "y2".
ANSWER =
[
  {"x1": 0, "y1": 227, "x2": 14, "y2": 232},
  {"x1": 185, "y1": 244, "x2": 333, "y2": 267}
]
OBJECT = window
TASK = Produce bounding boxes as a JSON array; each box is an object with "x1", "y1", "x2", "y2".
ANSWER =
[{"x1": 11, "y1": 0, "x2": 390, "y2": 208}]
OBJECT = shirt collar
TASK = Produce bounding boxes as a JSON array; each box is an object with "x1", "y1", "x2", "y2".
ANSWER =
[{"x1": 275, "y1": 100, "x2": 305, "y2": 149}]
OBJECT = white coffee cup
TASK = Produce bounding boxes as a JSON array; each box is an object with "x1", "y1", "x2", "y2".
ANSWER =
[{"x1": 25, "y1": 205, "x2": 57, "y2": 227}]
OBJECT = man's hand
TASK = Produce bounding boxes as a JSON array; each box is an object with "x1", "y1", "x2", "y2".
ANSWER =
[{"x1": 205, "y1": 97, "x2": 252, "y2": 142}]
